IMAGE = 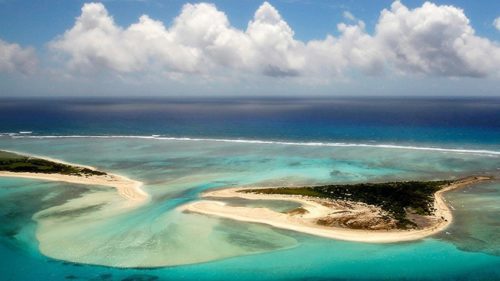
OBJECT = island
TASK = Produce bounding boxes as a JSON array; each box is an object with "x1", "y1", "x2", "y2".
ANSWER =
[
  {"x1": 0, "y1": 150, "x2": 148, "y2": 202},
  {"x1": 179, "y1": 176, "x2": 491, "y2": 243}
]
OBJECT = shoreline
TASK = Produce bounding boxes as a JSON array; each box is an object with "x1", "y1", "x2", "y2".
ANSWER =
[
  {"x1": 0, "y1": 152, "x2": 149, "y2": 203},
  {"x1": 179, "y1": 176, "x2": 491, "y2": 243}
]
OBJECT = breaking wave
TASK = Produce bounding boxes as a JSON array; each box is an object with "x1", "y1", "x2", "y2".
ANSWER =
[{"x1": 2, "y1": 133, "x2": 499, "y2": 157}]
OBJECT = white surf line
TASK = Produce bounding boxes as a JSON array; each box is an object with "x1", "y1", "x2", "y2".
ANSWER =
[{"x1": 4, "y1": 134, "x2": 500, "y2": 156}]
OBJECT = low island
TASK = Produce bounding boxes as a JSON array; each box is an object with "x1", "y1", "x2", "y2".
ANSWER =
[
  {"x1": 179, "y1": 176, "x2": 491, "y2": 243},
  {"x1": 0, "y1": 150, "x2": 148, "y2": 202}
]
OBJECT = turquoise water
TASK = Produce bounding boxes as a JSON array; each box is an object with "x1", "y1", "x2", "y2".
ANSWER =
[{"x1": 0, "y1": 136, "x2": 499, "y2": 280}]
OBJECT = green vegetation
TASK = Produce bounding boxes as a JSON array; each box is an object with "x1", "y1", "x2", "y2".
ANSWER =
[
  {"x1": 241, "y1": 180, "x2": 453, "y2": 228},
  {"x1": 0, "y1": 150, "x2": 106, "y2": 176}
]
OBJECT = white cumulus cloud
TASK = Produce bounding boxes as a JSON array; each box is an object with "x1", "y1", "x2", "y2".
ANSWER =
[
  {"x1": 49, "y1": 1, "x2": 500, "y2": 79},
  {"x1": 343, "y1": 11, "x2": 355, "y2": 21},
  {"x1": 494, "y1": 17, "x2": 500, "y2": 31},
  {"x1": 0, "y1": 39, "x2": 38, "y2": 74},
  {"x1": 376, "y1": 1, "x2": 500, "y2": 77}
]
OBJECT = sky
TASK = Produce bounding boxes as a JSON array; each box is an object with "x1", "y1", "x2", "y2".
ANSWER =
[{"x1": 0, "y1": 0, "x2": 499, "y2": 97}]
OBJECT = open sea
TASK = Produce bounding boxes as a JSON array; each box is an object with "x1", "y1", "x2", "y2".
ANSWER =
[{"x1": 0, "y1": 97, "x2": 499, "y2": 281}]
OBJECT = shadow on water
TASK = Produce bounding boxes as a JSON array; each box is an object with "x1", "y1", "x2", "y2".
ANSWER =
[
  {"x1": 64, "y1": 273, "x2": 161, "y2": 281},
  {"x1": 0, "y1": 180, "x2": 90, "y2": 247}
]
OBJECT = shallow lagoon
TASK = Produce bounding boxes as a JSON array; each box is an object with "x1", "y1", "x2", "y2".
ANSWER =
[{"x1": 0, "y1": 136, "x2": 499, "y2": 280}]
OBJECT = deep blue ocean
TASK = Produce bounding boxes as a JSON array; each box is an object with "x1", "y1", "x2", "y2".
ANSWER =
[
  {"x1": 0, "y1": 97, "x2": 499, "y2": 281},
  {"x1": 1, "y1": 97, "x2": 499, "y2": 146}
]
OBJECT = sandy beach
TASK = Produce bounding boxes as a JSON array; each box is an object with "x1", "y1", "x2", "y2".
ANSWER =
[
  {"x1": 0, "y1": 171, "x2": 148, "y2": 202},
  {"x1": 179, "y1": 176, "x2": 491, "y2": 243},
  {"x1": 0, "y1": 152, "x2": 149, "y2": 203}
]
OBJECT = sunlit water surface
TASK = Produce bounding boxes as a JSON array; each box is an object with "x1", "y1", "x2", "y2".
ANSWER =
[{"x1": 0, "y1": 136, "x2": 499, "y2": 281}]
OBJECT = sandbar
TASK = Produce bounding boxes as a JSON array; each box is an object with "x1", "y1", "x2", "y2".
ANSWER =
[{"x1": 0, "y1": 152, "x2": 149, "y2": 203}]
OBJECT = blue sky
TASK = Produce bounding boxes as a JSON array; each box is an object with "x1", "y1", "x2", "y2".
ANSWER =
[
  {"x1": 0, "y1": 0, "x2": 499, "y2": 96},
  {"x1": 1, "y1": 0, "x2": 499, "y2": 47}
]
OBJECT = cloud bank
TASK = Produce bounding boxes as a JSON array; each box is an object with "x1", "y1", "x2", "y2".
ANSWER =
[
  {"x1": 17, "y1": 1, "x2": 500, "y2": 80},
  {"x1": 0, "y1": 39, "x2": 38, "y2": 74}
]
